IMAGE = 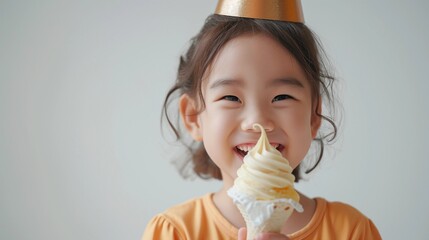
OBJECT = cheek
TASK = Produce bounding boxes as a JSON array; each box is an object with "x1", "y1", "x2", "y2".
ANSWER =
[
  {"x1": 201, "y1": 106, "x2": 238, "y2": 128},
  {"x1": 284, "y1": 108, "x2": 313, "y2": 134},
  {"x1": 289, "y1": 136, "x2": 313, "y2": 169},
  {"x1": 284, "y1": 110, "x2": 314, "y2": 168},
  {"x1": 199, "y1": 109, "x2": 235, "y2": 150},
  {"x1": 201, "y1": 109, "x2": 233, "y2": 129}
]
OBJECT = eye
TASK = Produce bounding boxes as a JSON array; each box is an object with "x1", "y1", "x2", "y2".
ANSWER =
[
  {"x1": 222, "y1": 95, "x2": 241, "y2": 103},
  {"x1": 272, "y1": 94, "x2": 293, "y2": 102}
]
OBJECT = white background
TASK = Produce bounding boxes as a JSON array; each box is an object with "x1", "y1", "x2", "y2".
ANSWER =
[{"x1": 1, "y1": 0, "x2": 428, "y2": 239}]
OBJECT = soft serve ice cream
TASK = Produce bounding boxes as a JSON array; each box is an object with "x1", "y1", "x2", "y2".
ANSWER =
[
  {"x1": 227, "y1": 123, "x2": 303, "y2": 239},
  {"x1": 234, "y1": 124, "x2": 299, "y2": 202}
]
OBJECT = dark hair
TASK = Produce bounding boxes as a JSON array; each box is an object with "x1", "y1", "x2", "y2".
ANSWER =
[{"x1": 162, "y1": 14, "x2": 337, "y2": 182}]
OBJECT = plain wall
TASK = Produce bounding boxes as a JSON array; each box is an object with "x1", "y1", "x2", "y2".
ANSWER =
[{"x1": 1, "y1": 0, "x2": 428, "y2": 239}]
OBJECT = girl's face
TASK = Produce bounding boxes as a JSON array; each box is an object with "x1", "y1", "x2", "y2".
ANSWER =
[{"x1": 181, "y1": 33, "x2": 321, "y2": 186}]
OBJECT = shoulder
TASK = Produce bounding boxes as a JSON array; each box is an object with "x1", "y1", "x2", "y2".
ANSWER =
[
  {"x1": 316, "y1": 198, "x2": 382, "y2": 239},
  {"x1": 323, "y1": 198, "x2": 368, "y2": 222},
  {"x1": 161, "y1": 193, "x2": 209, "y2": 225},
  {"x1": 142, "y1": 194, "x2": 215, "y2": 240},
  {"x1": 289, "y1": 198, "x2": 381, "y2": 239}
]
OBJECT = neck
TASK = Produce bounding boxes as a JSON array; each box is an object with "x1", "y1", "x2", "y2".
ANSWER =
[
  {"x1": 213, "y1": 183, "x2": 246, "y2": 228},
  {"x1": 282, "y1": 191, "x2": 316, "y2": 235}
]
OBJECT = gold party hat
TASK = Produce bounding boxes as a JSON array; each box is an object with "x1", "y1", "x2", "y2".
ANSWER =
[{"x1": 215, "y1": 0, "x2": 304, "y2": 23}]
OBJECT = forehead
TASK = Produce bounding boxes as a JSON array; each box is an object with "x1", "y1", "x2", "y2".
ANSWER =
[{"x1": 203, "y1": 33, "x2": 309, "y2": 89}]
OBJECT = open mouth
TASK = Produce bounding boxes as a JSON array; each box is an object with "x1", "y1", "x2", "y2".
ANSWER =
[{"x1": 234, "y1": 143, "x2": 284, "y2": 158}]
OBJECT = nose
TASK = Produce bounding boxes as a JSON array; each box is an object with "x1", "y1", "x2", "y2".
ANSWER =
[
  {"x1": 241, "y1": 120, "x2": 274, "y2": 133},
  {"x1": 240, "y1": 108, "x2": 274, "y2": 133}
]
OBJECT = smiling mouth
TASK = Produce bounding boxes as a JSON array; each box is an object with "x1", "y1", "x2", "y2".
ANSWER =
[{"x1": 234, "y1": 144, "x2": 284, "y2": 158}]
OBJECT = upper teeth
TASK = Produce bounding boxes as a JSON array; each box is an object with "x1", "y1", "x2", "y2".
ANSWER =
[
  {"x1": 237, "y1": 144, "x2": 279, "y2": 152},
  {"x1": 237, "y1": 145, "x2": 252, "y2": 152}
]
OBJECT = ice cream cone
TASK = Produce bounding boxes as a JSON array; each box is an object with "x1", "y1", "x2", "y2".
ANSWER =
[
  {"x1": 228, "y1": 187, "x2": 303, "y2": 240},
  {"x1": 228, "y1": 124, "x2": 303, "y2": 239}
]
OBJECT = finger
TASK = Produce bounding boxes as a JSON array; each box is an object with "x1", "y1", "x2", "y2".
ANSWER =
[{"x1": 238, "y1": 227, "x2": 247, "y2": 240}]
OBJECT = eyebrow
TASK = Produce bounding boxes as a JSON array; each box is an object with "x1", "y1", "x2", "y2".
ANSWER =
[
  {"x1": 209, "y1": 79, "x2": 243, "y2": 89},
  {"x1": 208, "y1": 77, "x2": 305, "y2": 89},
  {"x1": 271, "y1": 78, "x2": 305, "y2": 88}
]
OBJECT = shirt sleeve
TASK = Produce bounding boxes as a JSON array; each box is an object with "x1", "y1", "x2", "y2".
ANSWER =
[
  {"x1": 352, "y1": 218, "x2": 382, "y2": 240},
  {"x1": 141, "y1": 214, "x2": 185, "y2": 240}
]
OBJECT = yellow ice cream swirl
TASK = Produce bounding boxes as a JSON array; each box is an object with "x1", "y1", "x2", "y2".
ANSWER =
[{"x1": 235, "y1": 124, "x2": 300, "y2": 202}]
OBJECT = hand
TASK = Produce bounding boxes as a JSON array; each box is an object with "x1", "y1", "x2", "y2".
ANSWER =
[{"x1": 238, "y1": 227, "x2": 290, "y2": 240}]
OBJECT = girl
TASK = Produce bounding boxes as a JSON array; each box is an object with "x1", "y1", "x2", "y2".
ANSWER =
[{"x1": 143, "y1": 1, "x2": 381, "y2": 239}]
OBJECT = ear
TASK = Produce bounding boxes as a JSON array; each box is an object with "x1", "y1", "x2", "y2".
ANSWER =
[
  {"x1": 179, "y1": 94, "x2": 203, "y2": 141},
  {"x1": 311, "y1": 97, "x2": 322, "y2": 139}
]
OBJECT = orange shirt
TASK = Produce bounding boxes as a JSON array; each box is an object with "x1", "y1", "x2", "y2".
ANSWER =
[{"x1": 142, "y1": 193, "x2": 381, "y2": 240}]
